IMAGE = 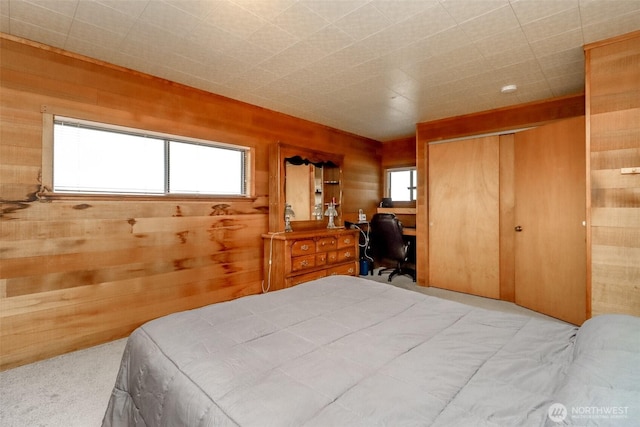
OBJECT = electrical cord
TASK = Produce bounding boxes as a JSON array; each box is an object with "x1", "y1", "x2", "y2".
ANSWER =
[
  {"x1": 262, "y1": 231, "x2": 286, "y2": 293},
  {"x1": 352, "y1": 222, "x2": 374, "y2": 263}
]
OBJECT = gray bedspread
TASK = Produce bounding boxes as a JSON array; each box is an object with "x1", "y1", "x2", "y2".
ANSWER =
[{"x1": 102, "y1": 276, "x2": 640, "y2": 426}]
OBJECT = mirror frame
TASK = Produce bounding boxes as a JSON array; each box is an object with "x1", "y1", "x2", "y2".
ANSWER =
[{"x1": 269, "y1": 142, "x2": 344, "y2": 232}]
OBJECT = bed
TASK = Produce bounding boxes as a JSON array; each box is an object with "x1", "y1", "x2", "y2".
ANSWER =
[{"x1": 102, "y1": 275, "x2": 640, "y2": 426}]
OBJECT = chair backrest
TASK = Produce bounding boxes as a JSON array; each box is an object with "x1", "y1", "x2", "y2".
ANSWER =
[{"x1": 369, "y1": 213, "x2": 407, "y2": 262}]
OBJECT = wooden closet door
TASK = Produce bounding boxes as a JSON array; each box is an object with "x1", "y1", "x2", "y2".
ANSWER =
[
  {"x1": 428, "y1": 136, "x2": 500, "y2": 298},
  {"x1": 514, "y1": 117, "x2": 586, "y2": 325}
]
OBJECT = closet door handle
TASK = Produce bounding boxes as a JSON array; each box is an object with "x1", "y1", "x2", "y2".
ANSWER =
[{"x1": 515, "y1": 225, "x2": 523, "y2": 232}]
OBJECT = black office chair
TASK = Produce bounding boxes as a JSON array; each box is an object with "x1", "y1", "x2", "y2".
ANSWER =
[{"x1": 369, "y1": 213, "x2": 416, "y2": 282}]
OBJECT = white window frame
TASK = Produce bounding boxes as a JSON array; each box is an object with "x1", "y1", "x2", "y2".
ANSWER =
[
  {"x1": 385, "y1": 167, "x2": 417, "y2": 202},
  {"x1": 41, "y1": 114, "x2": 253, "y2": 199}
]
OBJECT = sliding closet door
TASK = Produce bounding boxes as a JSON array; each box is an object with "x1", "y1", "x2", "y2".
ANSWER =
[
  {"x1": 429, "y1": 136, "x2": 500, "y2": 298},
  {"x1": 514, "y1": 117, "x2": 586, "y2": 325}
]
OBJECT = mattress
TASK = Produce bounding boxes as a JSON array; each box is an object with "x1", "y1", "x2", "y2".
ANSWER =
[{"x1": 102, "y1": 275, "x2": 640, "y2": 426}]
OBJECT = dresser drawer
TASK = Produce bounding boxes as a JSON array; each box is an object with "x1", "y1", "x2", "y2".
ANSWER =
[
  {"x1": 328, "y1": 262, "x2": 357, "y2": 276},
  {"x1": 316, "y1": 237, "x2": 337, "y2": 252},
  {"x1": 291, "y1": 254, "x2": 316, "y2": 272},
  {"x1": 316, "y1": 252, "x2": 328, "y2": 266},
  {"x1": 291, "y1": 240, "x2": 315, "y2": 256},
  {"x1": 287, "y1": 270, "x2": 327, "y2": 287},
  {"x1": 326, "y1": 248, "x2": 356, "y2": 264},
  {"x1": 336, "y1": 247, "x2": 356, "y2": 263},
  {"x1": 337, "y1": 234, "x2": 356, "y2": 249}
]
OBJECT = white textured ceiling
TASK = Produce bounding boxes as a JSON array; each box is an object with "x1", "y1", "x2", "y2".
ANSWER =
[{"x1": 2, "y1": 0, "x2": 640, "y2": 141}]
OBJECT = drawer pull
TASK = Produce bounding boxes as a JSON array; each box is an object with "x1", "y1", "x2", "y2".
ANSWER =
[
  {"x1": 301, "y1": 244, "x2": 310, "y2": 251},
  {"x1": 348, "y1": 268, "x2": 354, "y2": 273},
  {"x1": 301, "y1": 260, "x2": 309, "y2": 267},
  {"x1": 344, "y1": 251, "x2": 352, "y2": 258},
  {"x1": 344, "y1": 238, "x2": 351, "y2": 244},
  {"x1": 331, "y1": 272, "x2": 338, "y2": 275}
]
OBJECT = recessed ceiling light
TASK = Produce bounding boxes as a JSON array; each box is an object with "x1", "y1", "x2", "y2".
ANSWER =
[{"x1": 501, "y1": 84, "x2": 517, "y2": 94}]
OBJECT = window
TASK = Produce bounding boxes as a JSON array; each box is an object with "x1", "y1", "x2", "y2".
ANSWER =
[
  {"x1": 52, "y1": 117, "x2": 249, "y2": 196},
  {"x1": 387, "y1": 167, "x2": 417, "y2": 202}
]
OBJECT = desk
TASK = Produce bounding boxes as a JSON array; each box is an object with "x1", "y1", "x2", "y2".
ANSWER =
[
  {"x1": 377, "y1": 207, "x2": 416, "y2": 215},
  {"x1": 376, "y1": 207, "x2": 416, "y2": 236},
  {"x1": 350, "y1": 222, "x2": 415, "y2": 237},
  {"x1": 402, "y1": 227, "x2": 416, "y2": 236}
]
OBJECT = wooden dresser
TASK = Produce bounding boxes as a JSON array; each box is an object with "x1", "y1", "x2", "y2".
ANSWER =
[{"x1": 262, "y1": 229, "x2": 359, "y2": 291}]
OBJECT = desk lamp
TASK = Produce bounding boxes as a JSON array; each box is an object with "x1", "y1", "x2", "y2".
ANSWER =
[{"x1": 324, "y1": 201, "x2": 338, "y2": 229}]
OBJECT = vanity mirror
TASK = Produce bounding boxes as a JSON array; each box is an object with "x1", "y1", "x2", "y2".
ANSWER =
[{"x1": 269, "y1": 142, "x2": 343, "y2": 232}]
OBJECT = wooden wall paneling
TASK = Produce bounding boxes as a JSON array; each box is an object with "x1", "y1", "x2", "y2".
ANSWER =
[
  {"x1": 1, "y1": 269, "x2": 260, "y2": 369},
  {"x1": 0, "y1": 107, "x2": 42, "y2": 150},
  {"x1": 342, "y1": 152, "x2": 382, "y2": 222},
  {"x1": 3, "y1": 214, "x2": 267, "y2": 296},
  {"x1": 590, "y1": 111, "x2": 640, "y2": 152},
  {"x1": 381, "y1": 136, "x2": 416, "y2": 169},
  {"x1": 591, "y1": 207, "x2": 640, "y2": 227},
  {"x1": 415, "y1": 136, "x2": 429, "y2": 286},
  {"x1": 0, "y1": 34, "x2": 382, "y2": 370},
  {"x1": 585, "y1": 30, "x2": 640, "y2": 318},
  {"x1": 268, "y1": 142, "x2": 284, "y2": 232},
  {"x1": 416, "y1": 94, "x2": 585, "y2": 143},
  {"x1": 379, "y1": 136, "x2": 417, "y2": 219},
  {"x1": 591, "y1": 148, "x2": 640, "y2": 175},
  {"x1": 0, "y1": 65, "x2": 100, "y2": 105}
]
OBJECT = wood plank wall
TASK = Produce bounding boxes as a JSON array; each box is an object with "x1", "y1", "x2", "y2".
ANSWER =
[
  {"x1": 381, "y1": 136, "x2": 416, "y2": 170},
  {"x1": 0, "y1": 35, "x2": 381, "y2": 370},
  {"x1": 378, "y1": 136, "x2": 416, "y2": 212},
  {"x1": 585, "y1": 31, "x2": 640, "y2": 317}
]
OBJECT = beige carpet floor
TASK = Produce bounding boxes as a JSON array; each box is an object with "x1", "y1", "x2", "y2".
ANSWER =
[{"x1": 0, "y1": 271, "x2": 565, "y2": 426}]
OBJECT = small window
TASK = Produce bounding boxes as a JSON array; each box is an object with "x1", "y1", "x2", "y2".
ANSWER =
[
  {"x1": 387, "y1": 168, "x2": 417, "y2": 202},
  {"x1": 52, "y1": 117, "x2": 248, "y2": 196}
]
